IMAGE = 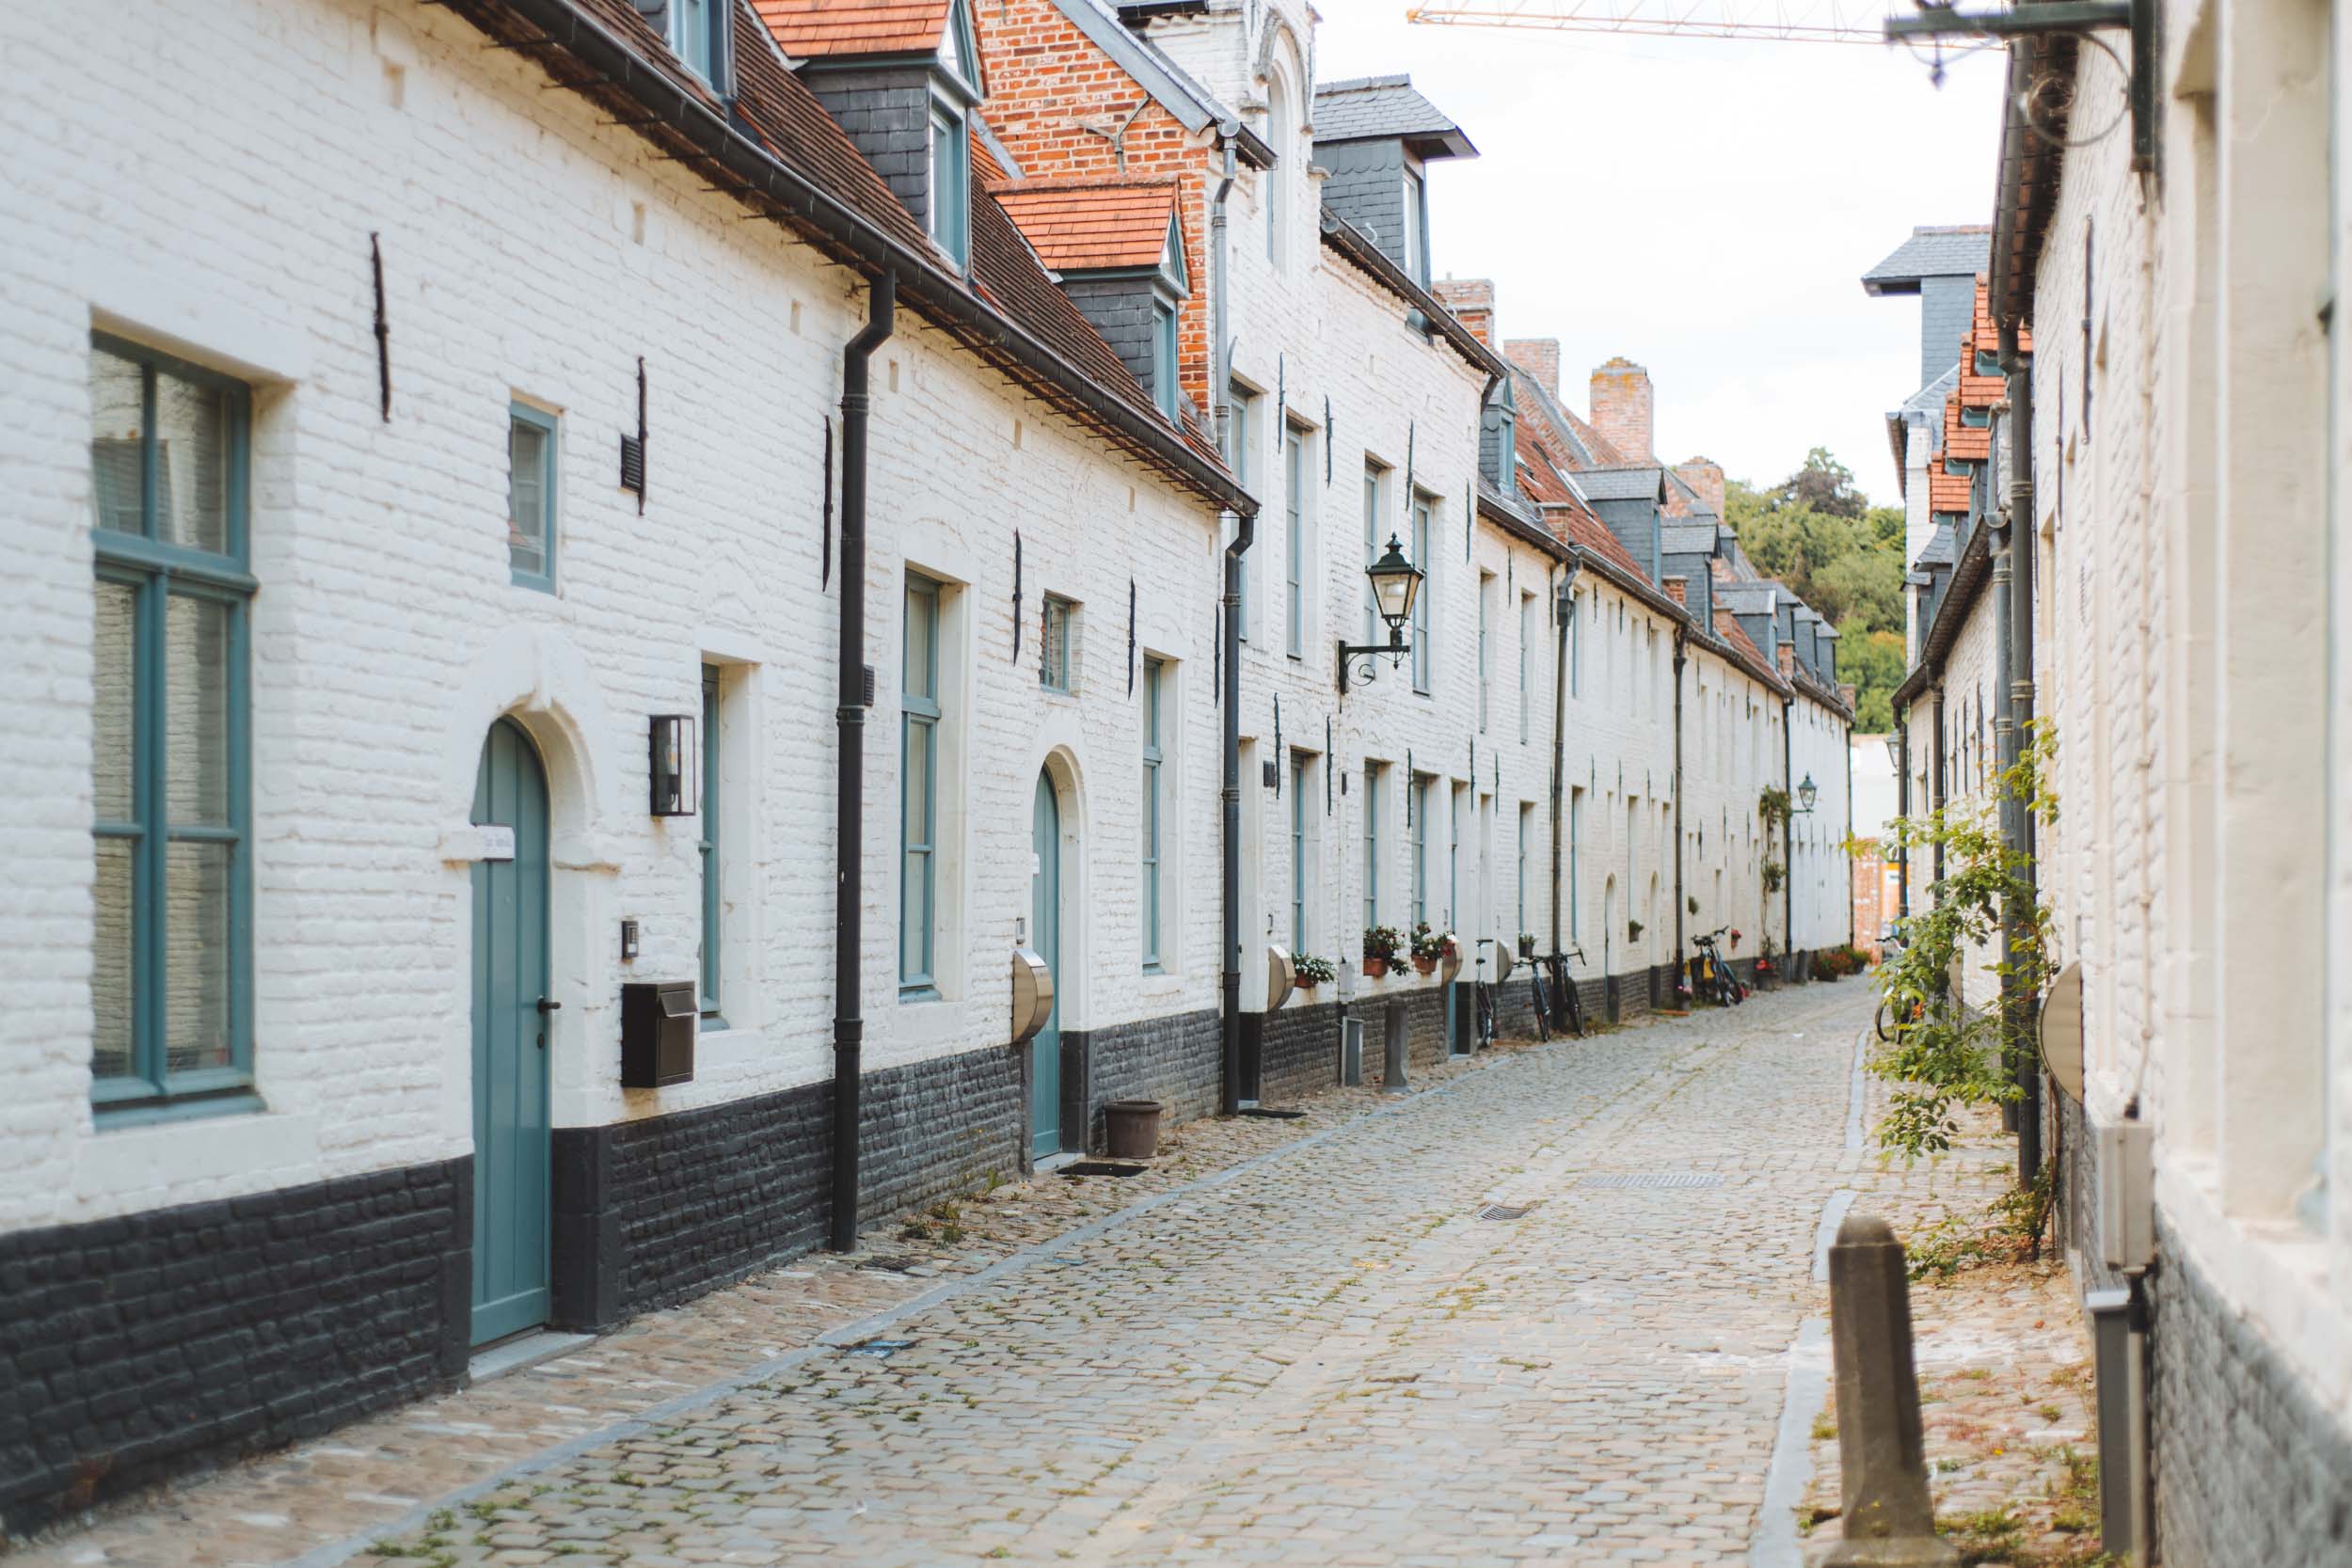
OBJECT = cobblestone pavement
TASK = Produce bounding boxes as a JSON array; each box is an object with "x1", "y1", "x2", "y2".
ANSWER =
[{"x1": 24, "y1": 982, "x2": 1897, "y2": 1568}]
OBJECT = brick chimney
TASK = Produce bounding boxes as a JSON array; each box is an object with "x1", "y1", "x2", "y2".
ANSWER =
[
  {"x1": 1841, "y1": 683, "x2": 1858, "y2": 708},
  {"x1": 1777, "y1": 642, "x2": 1796, "y2": 676},
  {"x1": 1675, "y1": 456, "x2": 1725, "y2": 517},
  {"x1": 1589, "y1": 357, "x2": 1654, "y2": 463},
  {"x1": 1661, "y1": 576, "x2": 1688, "y2": 606},
  {"x1": 1433, "y1": 277, "x2": 1495, "y2": 347},
  {"x1": 1505, "y1": 338, "x2": 1561, "y2": 400}
]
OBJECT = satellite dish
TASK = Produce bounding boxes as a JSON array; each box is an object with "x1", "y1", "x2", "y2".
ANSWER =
[{"x1": 2039, "y1": 960, "x2": 2084, "y2": 1102}]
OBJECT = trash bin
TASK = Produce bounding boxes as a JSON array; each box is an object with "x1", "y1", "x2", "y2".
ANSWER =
[{"x1": 1104, "y1": 1100, "x2": 1163, "y2": 1159}]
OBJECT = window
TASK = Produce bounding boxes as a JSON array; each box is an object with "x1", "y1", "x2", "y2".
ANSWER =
[
  {"x1": 508, "y1": 402, "x2": 558, "y2": 592},
  {"x1": 1141, "y1": 657, "x2": 1165, "y2": 970},
  {"x1": 1411, "y1": 776, "x2": 1430, "y2": 928},
  {"x1": 901, "y1": 577, "x2": 942, "y2": 992},
  {"x1": 1402, "y1": 166, "x2": 1428, "y2": 286},
  {"x1": 1152, "y1": 300, "x2": 1180, "y2": 418},
  {"x1": 1477, "y1": 574, "x2": 1492, "y2": 732},
  {"x1": 1448, "y1": 784, "x2": 1463, "y2": 929},
  {"x1": 928, "y1": 102, "x2": 970, "y2": 268},
  {"x1": 87, "y1": 334, "x2": 255, "y2": 1117},
  {"x1": 1517, "y1": 804, "x2": 1532, "y2": 938},
  {"x1": 1362, "y1": 763, "x2": 1382, "y2": 928},
  {"x1": 1284, "y1": 425, "x2": 1306, "y2": 658},
  {"x1": 1363, "y1": 464, "x2": 1386, "y2": 643},
  {"x1": 1961, "y1": 405, "x2": 1991, "y2": 429},
  {"x1": 1041, "y1": 595, "x2": 1074, "y2": 691},
  {"x1": 668, "y1": 0, "x2": 726, "y2": 87},
  {"x1": 1571, "y1": 590, "x2": 1584, "y2": 697},
  {"x1": 699, "y1": 665, "x2": 724, "y2": 1025},
  {"x1": 1569, "y1": 787, "x2": 1583, "y2": 939},
  {"x1": 1518, "y1": 592, "x2": 1534, "y2": 743},
  {"x1": 1265, "y1": 75, "x2": 1291, "y2": 267},
  {"x1": 1410, "y1": 495, "x2": 1434, "y2": 692},
  {"x1": 1291, "y1": 753, "x2": 1310, "y2": 952}
]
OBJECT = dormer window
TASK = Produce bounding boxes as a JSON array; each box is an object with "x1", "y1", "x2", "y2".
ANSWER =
[
  {"x1": 665, "y1": 0, "x2": 728, "y2": 92},
  {"x1": 928, "y1": 103, "x2": 970, "y2": 266},
  {"x1": 1152, "y1": 301, "x2": 1179, "y2": 417},
  {"x1": 1960, "y1": 405, "x2": 1991, "y2": 429},
  {"x1": 1402, "y1": 166, "x2": 1428, "y2": 286}
]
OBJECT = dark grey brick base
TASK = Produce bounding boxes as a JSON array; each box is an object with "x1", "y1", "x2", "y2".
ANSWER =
[
  {"x1": 1071, "y1": 1006, "x2": 1219, "y2": 1150},
  {"x1": 0, "y1": 1158, "x2": 470, "y2": 1539},
  {"x1": 552, "y1": 1043, "x2": 1025, "y2": 1330},
  {"x1": 2149, "y1": 1214, "x2": 2352, "y2": 1564},
  {"x1": 1260, "y1": 996, "x2": 1343, "y2": 1103}
]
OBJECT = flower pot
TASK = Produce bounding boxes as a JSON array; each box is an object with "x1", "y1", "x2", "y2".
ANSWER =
[
  {"x1": 1295, "y1": 979, "x2": 1318, "y2": 995},
  {"x1": 1362, "y1": 957, "x2": 1390, "y2": 979},
  {"x1": 1104, "y1": 1100, "x2": 1163, "y2": 1160},
  {"x1": 1411, "y1": 956, "x2": 1438, "y2": 975}
]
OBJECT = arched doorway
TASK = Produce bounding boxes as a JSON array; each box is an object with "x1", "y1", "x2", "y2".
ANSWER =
[
  {"x1": 470, "y1": 718, "x2": 552, "y2": 1345},
  {"x1": 1030, "y1": 768, "x2": 1063, "y2": 1161}
]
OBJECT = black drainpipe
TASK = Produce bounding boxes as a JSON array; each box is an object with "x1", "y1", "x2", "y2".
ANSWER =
[
  {"x1": 1670, "y1": 624, "x2": 1688, "y2": 994},
  {"x1": 1214, "y1": 132, "x2": 1252, "y2": 1117},
  {"x1": 1781, "y1": 693, "x2": 1796, "y2": 971},
  {"x1": 1999, "y1": 316, "x2": 2041, "y2": 1179},
  {"x1": 1893, "y1": 709, "x2": 1910, "y2": 921},
  {"x1": 831, "y1": 269, "x2": 897, "y2": 1254},
  {"x1": 1548, "y1": 559, "x2": 1581, "y2": 975}
]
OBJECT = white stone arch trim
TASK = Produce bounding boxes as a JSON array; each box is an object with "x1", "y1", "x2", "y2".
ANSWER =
[
  {"x1": 436, "y1": 624, "x2": 623, "y2": 1132},
  {"x1": 1253, "y1": 11, "x2": 1306, "y2": 97},
  {"x1": 1030, "y1": 719, "x2": 1093, "y2": 1032}
]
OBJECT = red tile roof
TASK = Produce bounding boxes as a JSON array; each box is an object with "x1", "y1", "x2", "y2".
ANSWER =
[
  {"x1": 753, "y1": 0, "x2": 950, "y2": 56},
  {"x1": 1928, "y1": 457, "x2": 1972, "y2": 515},
  {"x1": 1714, "y1": 608, "x2": 1772, "y2": 673},
  {"x1": 990, "y1": 180, "x2": 1177, "y2": 273}
]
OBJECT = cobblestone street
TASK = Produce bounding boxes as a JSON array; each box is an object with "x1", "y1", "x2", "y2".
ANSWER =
[{"x1": 24, "y1": 983, "x2": 1967, "y2": 1568}]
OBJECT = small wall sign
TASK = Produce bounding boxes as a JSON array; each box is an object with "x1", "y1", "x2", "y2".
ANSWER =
[{"x1": 476, "y1": 825, "x2": 516, "y2": 861}]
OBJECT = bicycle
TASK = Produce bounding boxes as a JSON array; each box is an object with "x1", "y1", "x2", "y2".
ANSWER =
[
  {"x1": 1472, "y1": 938, "x2": 1507, "y2": 1050},
  {"x1": 1543, "y1": 945, "x2": 1589, "y2": 1038},
  {"x1": 1690, "y1": 927, "x2": 1744, "y2": 1007},
  {"x1": 1875, "y1": 991, "x2": 1925, "y2": 1043}
]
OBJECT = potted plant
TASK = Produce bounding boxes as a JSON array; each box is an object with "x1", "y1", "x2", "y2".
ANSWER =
[
  {"x1": 1627, "y1": 918, "x2": 1645, "y2": 944},
  {"x1": 1688, "y1": 895, "x2": 1699, "y2": 916},
  {"x1": 1517, "y1": 931, "x2": 1536, "y2": 958},
  {"x1": 1756, "y1": 931, "x2": 1777, "y2": 985},
  {"x1": 1361, "y1": 926, "x2": 1402, "y2": 978},
  {"x1": 1730, "y1": 927, "x2": 1743, "y2": 951},
  {"x1": 1293, "y1": 952, "x2": 1334, "y2": 992},
  {"x1": 1409, "y1": 923, "x2": 1448, "y2": 975}
]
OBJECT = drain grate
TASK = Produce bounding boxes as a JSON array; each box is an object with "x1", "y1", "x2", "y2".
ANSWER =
[
  {"x1": 1578, "y1": 1172, "x2": 1724, "y2": 1191},
  {"x1": 1476, "y1": 1202, "x2": 1533, "y2": 1221},
  {"x1": 841, "y1": 1338, "x2": 914, "y2": 1358},
  {"x1": 1059, "y1": 1161, "x2": 1148, "y2": 1179},
  {"x1": 857, "y1": 1256, "x2": 923, "y2": 1273},
  {"x1": 1240, "y1": 1107, "x2": 1309, "y2": 1120}
]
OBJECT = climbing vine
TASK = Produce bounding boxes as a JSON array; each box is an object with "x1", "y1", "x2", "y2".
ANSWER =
[{"x1": 1849, "y1": 721, "x2": 2058, "y2": 1160}]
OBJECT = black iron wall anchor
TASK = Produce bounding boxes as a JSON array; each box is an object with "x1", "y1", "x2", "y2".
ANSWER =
[
  {"x1": 1011, "y1": 531, "x2": 1023, "y2": 658},
  {"x1": 1126, "y1": 578, "x2": 1136, "y2": 696},
  {"x1": 1272, "y1": 694, "x2": 1282, "y2": 792},
  {"x1": 1336, "y1": 628, "x2": 1406, "y2": 695},
  {"x1": 1325, "y1": 717, "x2": 1333, "y2": 815},
  {"x1": 369, "y1": 232, "x2": 390, "y2": 422},
  {"x1": 820, "y1": 417, "x2": 834, "y2": 589},
  {"x1": 1884, "y1": 0, "x2": 2153, "y2": 172}
]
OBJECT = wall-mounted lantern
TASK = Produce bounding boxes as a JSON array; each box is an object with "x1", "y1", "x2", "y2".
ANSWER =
[
  {"x1": 1883, "y1": 734, "x2": 1903, "y2": 772},
  {"x1": 649, "y1": 713, "x2": 697, "y2": 816},
  {"x1": 1796, "y1": 773, "x2": 1820, "y2": 815},
  {"x1": 1335, "y1": 535, "x2": 1427, "y2": 694}
]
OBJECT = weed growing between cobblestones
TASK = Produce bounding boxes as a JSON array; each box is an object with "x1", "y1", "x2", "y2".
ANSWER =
[
  {"x1": 1905, "y1": 1163, "x2": 2055, "y2": 1281},
  {"x1": 1853, "y1": 721, "x2": 2058, "y2": 1159}
]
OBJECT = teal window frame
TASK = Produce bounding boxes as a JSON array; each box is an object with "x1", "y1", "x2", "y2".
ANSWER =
[
  {"x1": 1410, "y1": 496, "x2": 1433, "y2": 693},
  {"x1": 1402, "y1": 166, "x2": 1428, "y2": 286},
  {"x1": 1571, "y1": 591, "x2": 1582, "y2": 697},
  {"x1": 1152, "y1": 300, "x2": 1180, "y2": 418},
  {"x1": 1227, "y1": 386, "x2": 1254, "y2": 639},
  {"x1": 1291, "y1": 753, "x2": 1309, "y2": 952},
  {"x1": 668, "y1": 0, "x2": 726, "y2": 88},
  {"x1": 1362, "y1": 764, "x2": 1381, "y2": 929},
  {"x1": 1041, "y1": 594, "x2": 1074, "y2": 692},
  {"x1": 1447, "y1": 785, "x2": 1460, "y2": 929},
  {"x1": 1141, "y1": 657, "x2": 1165, "y2": 970},
  {"x1": 1284, "y1": 425, "x2": 1305, "y2": 658},
  {"x1": 87, "y1": 331, "x2": 259, "y2": 1123},
  {"x1": 928, "y1": 99, "x2": 971, "y2": 269},
  {"x1": 1362, "y1": 464, "x2": 1384, "y2": 644},
  {"x1": 1410, "y1": 776, "x2": 1428, "y2": 928},
  {"x1": 1478, "y1": 578, "x2": 1490, "y2": 731},
  {"x1": 508, "y1": 401, "x2": 559, "y2": 593},
  {"x1": 900, "y1": 577, "x2": 942, "y2": 995},
  {"x1": 1569, "y1": 789, "x2": 1581, "y2": 939},
  {"x1": 698, "y1": 666, "x2": 726, "y2": 1028},
  {"x1": 1518, "y1": 593, "x2": 1533, "y2": 743},
  {"x1": 1517, "y1": 805, "x2": 1531, "y2": 937}
]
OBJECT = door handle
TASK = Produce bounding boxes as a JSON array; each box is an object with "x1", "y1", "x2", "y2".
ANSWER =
[{"x1": 536, "y1": 997, "x2": 562, "y2": 1013}]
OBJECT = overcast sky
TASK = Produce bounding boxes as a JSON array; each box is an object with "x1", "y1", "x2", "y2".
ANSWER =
[{"x1": 1312, "y1": 8, "x2": 2008, "y2": 506}]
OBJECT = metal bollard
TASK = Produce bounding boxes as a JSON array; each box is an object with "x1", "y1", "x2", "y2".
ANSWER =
[
  {"x1": 1382, "y1": 999, "x2": 1409, "y2": 1094},
  {"x1": 1820, "y1": 1212, "x2": 1958, "y2": 1566}
]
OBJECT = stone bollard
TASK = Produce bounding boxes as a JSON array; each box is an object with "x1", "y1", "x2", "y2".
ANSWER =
[{"x1": 1817, "y1": 1212, "x2": 1958, "y2": 1567}]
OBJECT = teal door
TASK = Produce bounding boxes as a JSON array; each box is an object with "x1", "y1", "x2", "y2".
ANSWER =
[
  {"x1": 1030, "y1": 770, "x2": 1062, "y2": 1160},
  {"x1": 470, "y1": 719, "x2": 552, "y2": 1346}
]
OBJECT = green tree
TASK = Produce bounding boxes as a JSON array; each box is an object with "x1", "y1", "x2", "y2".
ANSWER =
[{"x1": 1840, "y1": 628, "x2": 1905, "y2": 733}]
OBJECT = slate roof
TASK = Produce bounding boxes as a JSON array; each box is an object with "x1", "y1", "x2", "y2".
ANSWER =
[
  {"x1": 1661, "y1": 519, "x2": 1719, "y2": 554},
  {"x1": 1311, "y1": 74, "x2": 1478, "y2": 159},
  {"x1": 1572, "y1": 466, "x2": 1667, "y2": 502},
  {"x1": 990, "y1": 180, "x2": 1177, "y2": 272},
  {"x1": 753, "y1": 0, "x2": 949, "y2": 56},
  {"x1": 1713, "y1": 609, "x2": 1774, "y2": 678},
  {"x1": 1861, "y1": 224, "x2": 1992, "y2": 295}
]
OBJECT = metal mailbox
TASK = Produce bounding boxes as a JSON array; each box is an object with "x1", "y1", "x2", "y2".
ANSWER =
[
  {"x1": 620, "y1": 979, "x2": 696, "y2": 1087},
  {"x1": 1011, "y1": 948, "x2": 1054, "y2": 1044},
  {"x1": 1264, "y1": 942, "x2": 1295, "y2": 1012}
]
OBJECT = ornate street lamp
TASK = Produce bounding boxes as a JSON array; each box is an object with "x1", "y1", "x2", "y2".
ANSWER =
[
  {"x1": 1335, "y1": 535, "x2": 1426, "y2": 694},
  {"x1": 1796, "y1": 772, "x2": 1820, "y2": 815},
  {"x1": 1883, "y1": 733, "x2": 1903, "y2": 771}
]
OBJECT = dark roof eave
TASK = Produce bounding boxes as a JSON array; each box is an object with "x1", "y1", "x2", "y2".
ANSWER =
[
  {"x1": 1891, "y1": 520, "x2": 1994, "y2": 708},
  {"x1": 451, "y1": 0, "x2": 1251, "y2": 518},
  {"x1": 1317, "y1": 210, "x2": 1510, "y2": 384}
]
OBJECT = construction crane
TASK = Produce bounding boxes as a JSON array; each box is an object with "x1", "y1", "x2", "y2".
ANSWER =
[{"x1": 1404, "y1": 0, "x2": 1895, "y2": 45}]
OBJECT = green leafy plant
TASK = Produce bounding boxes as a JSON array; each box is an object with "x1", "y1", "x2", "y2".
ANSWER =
[
  {"x1": 1853, "y1": 720, "x2": 2059, "y2": 1159},
  {"x1": 1757, "y1": 784, "x2": 1793, "y2": 829},
  {"x1": 1292, "y1": 952, "x2": 1335, "y2": 986},
  {"x1": 1409, "y1": 923, "x2": 1453, "y2": 963},
  {"x1": 1688, "y1": 895, "x2": 1700, "y2": 915},
  {"x1": 1626, "y1": 919, "x2": 1645, "y2": 942},
  {"x1": 1760, "y1": 860, "x2": 1786, "y2": 895},
  {"x1": 1361, "y1": 926, "x2": 1403, "y2": 964}
]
